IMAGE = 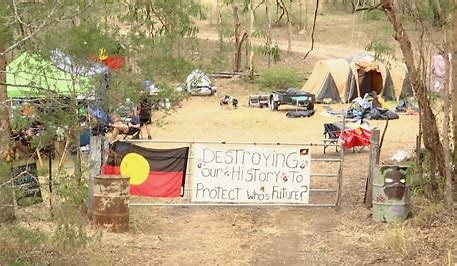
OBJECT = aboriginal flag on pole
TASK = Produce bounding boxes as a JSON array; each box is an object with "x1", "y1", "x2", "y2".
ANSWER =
[{"x1": 102, "y1": 142, "x2": 189, "y2": 197}]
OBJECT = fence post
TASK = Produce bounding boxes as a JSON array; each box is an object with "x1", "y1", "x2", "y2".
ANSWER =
[
  {"x1": 364, "y1": 128, "x2": 380, "y2": 208},
  {"x1": 336, "y1": 113, "x2": 346, "y2": 207},
  {"x1": 87, "y1": 135, "x2": 103, "y2": 219}
]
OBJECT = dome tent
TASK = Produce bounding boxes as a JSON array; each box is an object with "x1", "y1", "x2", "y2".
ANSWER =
[
  {"x1": 184, "y1": 69, "x2": 217, "y2": 96},
  {"x1": 6, "y1": 51, "x2": 106, "y2": 98},
  {"x1": 303, "y1": 54, "x2": 411, "y2": 103}
]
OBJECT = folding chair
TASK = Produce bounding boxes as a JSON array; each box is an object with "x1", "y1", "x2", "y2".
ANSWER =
[
  {"x1": 323, "y1": 123, "x2": 342, "y2": 154},
  {"x1": 121, "y1": 126, "x2": 140, "y2": 140}
]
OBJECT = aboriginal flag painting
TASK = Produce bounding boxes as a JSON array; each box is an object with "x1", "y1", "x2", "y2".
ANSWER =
[{"x1": 102, "y1": 142, "x2": 189, "y2": 197}]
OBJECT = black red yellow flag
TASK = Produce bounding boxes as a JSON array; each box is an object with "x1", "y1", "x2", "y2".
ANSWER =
[{"x1": 102, "y1": 142, "x2": 189, "y2": 197}]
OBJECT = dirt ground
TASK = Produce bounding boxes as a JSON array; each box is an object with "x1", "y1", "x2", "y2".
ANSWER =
[
  {"x1": 92, "y1": 77, "x2": 439, "y2": 265},
  {"x1": 93, "y1": 11, "x2": 453, "y2": 261},
  {"x1": 11, "y1": 8, "x2": 454, "y2": 264}
]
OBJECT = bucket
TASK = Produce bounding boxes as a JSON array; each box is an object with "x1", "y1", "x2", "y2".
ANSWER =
[
  {"x1": 372, "y1": 165, "x2": 410, "y2": 222},
  {"x1": 93, "y1": 175, "x2": 130, "y2": 232}
]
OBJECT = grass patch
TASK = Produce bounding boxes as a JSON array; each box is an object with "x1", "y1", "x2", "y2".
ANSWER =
[
  {"x1": 256, "y1": 67, "x2": 301, "y2": 91},
  {"x1": 376, "y1": 222, "x2": 417, "y2": 260}
]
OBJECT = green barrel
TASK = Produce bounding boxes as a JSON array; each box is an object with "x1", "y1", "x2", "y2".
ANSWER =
[{"x1": 372, "y1": 165, "x2": 410, "y2": 222}]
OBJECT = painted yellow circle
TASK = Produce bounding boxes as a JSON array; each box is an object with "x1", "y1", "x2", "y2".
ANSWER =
[{"x1": 120, "y1": 153, "x2": 150, "y2": 185}]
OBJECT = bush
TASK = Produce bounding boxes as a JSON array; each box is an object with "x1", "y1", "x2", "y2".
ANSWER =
[
  {"x1": 257, "y1": 67, "x2": 301, "y2": 91},
  {"x1": 363, "y1": 9, "x2": 385, "y2": 21}
]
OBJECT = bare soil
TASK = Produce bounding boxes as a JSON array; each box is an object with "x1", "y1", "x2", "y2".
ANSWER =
[
  {"x1": 10, "y1": 9, "x2": 456, "y2": 265},
  {"x1": 93, "y1": 12, "x2": 457, "y2": 265},
  {"x1": 94, "y1": 79, "x2": 456, "y2": 265}
]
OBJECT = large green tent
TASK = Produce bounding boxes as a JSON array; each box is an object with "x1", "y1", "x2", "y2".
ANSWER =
[{"x1": 6, "y1": 53, "x2": 92, "y2": 98}]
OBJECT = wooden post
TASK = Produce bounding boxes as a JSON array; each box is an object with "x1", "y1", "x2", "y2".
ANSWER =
[
  {"x1": 0, "y1": 44, "x2": 15, "y2": 223},
  {"x1": 364, "y1": 128, "x2": 380, "y2": 208},
  {"x1": 336, "y1": 112, "x2": 346, "y2": 207},
  {"x1": 87, "y1": 135, "x2": 103, "y2": 219}
]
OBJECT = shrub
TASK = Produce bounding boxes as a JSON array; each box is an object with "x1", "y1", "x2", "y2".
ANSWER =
[
  {"x1": 363, "y1": 9, "x2": 385, "y2": 21},
  {"x1": 257, "y1": 67, "x2": 301, "y2": 91}
]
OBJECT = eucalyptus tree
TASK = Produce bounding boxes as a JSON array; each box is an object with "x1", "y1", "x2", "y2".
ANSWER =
[
  {"x1": 374, "y1": 0, "x2": 455, "y2": 207},
  {"x1": 0, "y1": 1, "x2": 120, "y2": 222}
]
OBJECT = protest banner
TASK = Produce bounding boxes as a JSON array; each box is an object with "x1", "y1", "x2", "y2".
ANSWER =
[{"x1": 191, "y1": 144, "x2": 311, "y2": 203}]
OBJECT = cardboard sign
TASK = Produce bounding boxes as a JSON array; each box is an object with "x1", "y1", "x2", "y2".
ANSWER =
[{"x1": 191, "y1": 144, "x2": 311, "y2": 204}]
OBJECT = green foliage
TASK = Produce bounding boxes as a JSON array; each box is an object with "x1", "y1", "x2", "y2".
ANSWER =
[
  {"x1": 52, "y1": 217, "x2": 92, "y2": 251},
  {"x1": 257, "y1": 43, "x2": 280, "y2": 63},
  {"x1": 0, "y1": 224, "x2": 48, "y2": 264},
  {"x1": 410, "y1": 0, "x2": 453, "y2": 26},
  {"x1": 363, "y1": 9, "x2": 385, "y2": 21},
  {"x1": 54, "y1": 171, "x2": 88, "y2": 207},
  {"x1": 257, "y1": 67, "x2": 301, "y2": 91},
  {"x1": 0, "y1": 3, "x2": 13, "y2": 44},
  {"x1": 138, "y1": 53, "x2": 196, "y2": 83},
  {"x1": 38, "y1": 24, "x2": 121, "y2": 60},
  {"x1": 208, "y1": 44, "x2": 232, "y2": 71},
  {"x1": 365, "y1": 39, "x2": 394, "y2": 59},
  {"x1": 125, "y1": 0, "x2": 203, "y2": 38}
]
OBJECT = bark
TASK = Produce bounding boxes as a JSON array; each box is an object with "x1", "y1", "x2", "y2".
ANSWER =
[
  {"x1": 432, "y1": 0, "x2": 445, "y2": 27},
  {"x1": 217, "y1": 0, "x2": 224, "y2": 52},
  {"x1": 248, "y1": 0, "x2": 255, "y2": 77},
  {"x1": 0, "y1": 44, "x2": 15, "y2": 223},
  {"x1": 287, "y1": 20, "x2": 292, "y2": 53},
  {"x1": 232, "y1": 3, "x2": 247, "y2": 72},
  {"x1": 453, "y1": 0, "x2": 457, "y2": 197},
  {"x1": 380, "y1": 0, "x2": 446, "y2": 179},
  {"x1": 278, "y1": 0, "x2": 292, "y2": 53},
  {"x1": 266, "y1": 0, "x2": 273, "y2": 67},
  {"x1": 442, "y1": 51, "x2": 453, "y2": 208}
]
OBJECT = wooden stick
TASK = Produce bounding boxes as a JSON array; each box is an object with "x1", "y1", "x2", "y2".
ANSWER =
[
  {"x1": 58, "y1": 135, "x2": 71, "y2": 170},
  {"x1": 36, "y1": 148, "x2": 43, "y2": 168}
]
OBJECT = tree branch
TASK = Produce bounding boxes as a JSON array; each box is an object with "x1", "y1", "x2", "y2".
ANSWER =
[
  {"x1": 12, "y1": 0, "x2": 31, "y2": 28},
  {"x1": 355, "y1": 3, "x2": 381, "y2": 12},
  {"x1": 303, "y1": 0, "x2": 319, "y2": 60},
  {"x1": 1, "y1": 3, "x2": 59, "y2": 56},
  {"x1": 254, "y1": 0, "x2": 265, "y2": 11}
]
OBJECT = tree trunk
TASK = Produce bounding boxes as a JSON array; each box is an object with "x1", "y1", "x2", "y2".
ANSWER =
[
  {"x1": 453, "y1": 0, "x2": 457, "y2": 198},
  {"x1": 266, "y1": 0, "x2": 273, "y2": 67},
  {"x1": 299, "y1": 0, "x2": 303, "y2": 30},
  {"x1": 233, "y1": 3, "x2": 242, "y2": 72},
  {"x1": 280, "y1": 0, "x2": 293, "y2": 53},
  {"x1": 380, "y1": 0, "x2": 446, "y2": 180},
  {"x1": 0, "y1": 44, "x2": 15, "y2": 223},
  {"x1": 442, "y1": 50, "x2": 453, "y2": 208},
  {"x1": 432, "y1": 0, "x2": 445, "y2": 27},
  {"x1": 287, "y1": 20, "x2": 292, "y2": 53},
  {"x1": 305, "y1": 0, "x2": 309, "y2": 30},
  {"x1": 248, "y1": 0, "x2": 255, "y2": 77},
  {"x1": 217, "y1": 0, "x2": 224, "y2": 52}
]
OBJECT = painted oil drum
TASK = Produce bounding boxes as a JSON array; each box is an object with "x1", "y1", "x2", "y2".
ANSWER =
[
  {"x1": 372, "y1": 165, "x2": 410, "y2": 222},
  {"x1": 93, "y1": 175, "x2": 130, "y2": 232}
]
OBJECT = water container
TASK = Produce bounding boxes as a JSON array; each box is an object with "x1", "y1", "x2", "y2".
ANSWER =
[
  {"x1": 372, "y1": 165, "x2": 410, "y2": 222},
  {"x1": 93, "y1": 175, "x2": 130, "y2": 232}
]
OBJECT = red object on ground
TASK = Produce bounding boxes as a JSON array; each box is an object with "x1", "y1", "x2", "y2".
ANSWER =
[{"x1": 341, "y1": 127, "x2": 372, "y2": 149}]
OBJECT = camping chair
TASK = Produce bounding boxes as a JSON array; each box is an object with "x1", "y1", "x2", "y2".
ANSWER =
[
  {"x1": 323, "y1": 123, "x2": 342, "y2": 154},
  {"x1": 120, "y1": 125, "x2": 140, "y2": 140},
  {"x1": 323, "y1": 122, "x2": 371, "y2": 154}
]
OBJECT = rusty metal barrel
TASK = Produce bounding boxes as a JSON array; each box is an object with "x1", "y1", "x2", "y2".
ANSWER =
[
  {"x1": 372, "y1": 165, "x2": 410, "y2": 222},
  {"x1": 93, "y1": 175, "x2": 130, "y2": 232}
]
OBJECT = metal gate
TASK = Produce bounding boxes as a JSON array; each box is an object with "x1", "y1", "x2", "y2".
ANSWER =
[{"x1": 128, "y1": 140, "x2": 343, "y2": 207}]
